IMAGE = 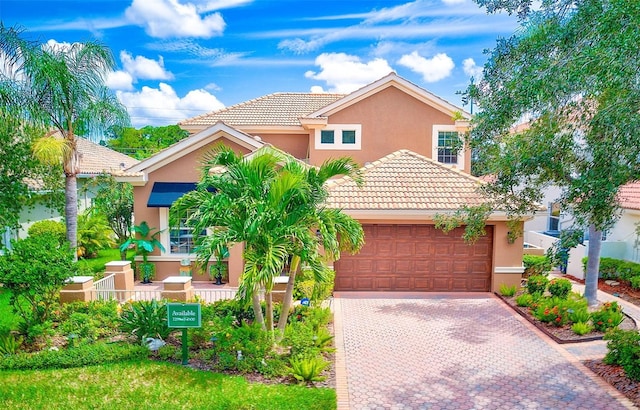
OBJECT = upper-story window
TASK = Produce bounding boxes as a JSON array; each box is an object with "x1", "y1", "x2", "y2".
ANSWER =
[
  {"x1": 437, "y1": 131, "x2": 459, "y2": 164},
  {"x1": 432, "y1": 125, "x2": 464, "y2": 168},
  {"x1": 315, "y1": 124, "x2": 362, "y2": 150}
]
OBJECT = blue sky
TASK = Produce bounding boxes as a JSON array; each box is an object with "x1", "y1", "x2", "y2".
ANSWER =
[{"x1": 1, "y1": 0, "x2": 520, "y2": 128}]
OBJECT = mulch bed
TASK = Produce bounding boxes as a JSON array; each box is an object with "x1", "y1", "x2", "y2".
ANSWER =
[
  {"x1": 583, "y1": 359, "x2": 640, "y2": 408},
  {"x1": 499, "y1": 294, "x2": 636, "y2": 344}
]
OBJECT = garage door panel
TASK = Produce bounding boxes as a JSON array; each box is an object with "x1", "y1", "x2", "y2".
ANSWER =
[{"x1": 334, "y1": 224, "x2": 493, "y2": 292}]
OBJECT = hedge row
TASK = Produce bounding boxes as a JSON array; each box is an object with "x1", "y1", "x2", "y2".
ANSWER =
[
  {"x1": 582, "y1": 257, "x2": 640, "y2": 288},
  {"x1": 0, "y1": 342, "x2": 149, "y2": 371}
]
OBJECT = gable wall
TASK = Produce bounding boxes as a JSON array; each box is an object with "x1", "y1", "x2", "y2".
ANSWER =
[
  {"x1": 257, "y1": 133, "x2": 309, "y2": 160},
  {"x1": 308, "y1": 86, "x2": 454, "y2": 167},
  {"x1": 132, "y1": 138, "x2": 252, "y2": 248}
]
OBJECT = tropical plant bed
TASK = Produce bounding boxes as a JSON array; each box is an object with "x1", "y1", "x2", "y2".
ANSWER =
[{"x1": 498, "y1": 293, "x2": 637, "y2": 344}]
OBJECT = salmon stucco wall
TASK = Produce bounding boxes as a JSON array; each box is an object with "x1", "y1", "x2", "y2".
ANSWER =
[
  {"x1": 308, "y1": 87, "x2": 457, "y2": 168},
  {"x1": 131, "y1": 138, "x2": 252, "y2": 282},
  {"x1": 257, "y1": 133, "x2": 309, "y2": 160}
]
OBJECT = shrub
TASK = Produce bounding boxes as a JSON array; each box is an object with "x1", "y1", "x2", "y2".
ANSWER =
[
  {"x1": 119, "y1": 300, "x2": 172, "y2": 343},
  {"x1": 0, "y1": 234, "x2": 77, "y2": 338},
  {"x1": 604, "y1": 329, "x2": 640, "y2": 381},
  {"x1": 0, "y1": 332, "x2": 23, "y2": 355},
  {"x1": 515, "y1": 293, "x2": 535, "y2": 307},
  {"x1": 526, "y1": 275, "x2": 549, "y2": 295},
  {"x1": 0, "y1": 342, "x2": 148, "y2": 371},
  {"x1": 27, "y1": 220, "x2": 66, "y2": 244},
  {"x1": 77, "y1": 210, "x2": 116, "y2": 259},
  {"x1": 630, "y1": 276, "x2": 640, "y2": 290},
  {"x1": 533, "y1": 299, "x2": 570, "y2": 327},
  {"x1": 210, "y1": 321, "x2": 276, "y2": 375},
  {"x1": 523, "y1": 255, "x2": 551, "y2": 277},
  {"x1": 499, "y1": 284, "x2": 517, "y2": 297},
  {"x1": 548, "y1": 278, "x2": 572, "y2": 299},
  {"x1": 591, "y1": 301, "x2": 624, "y2": 332},
  {"x1": 294, "y1": 268, "x2": 335, "y2": 305},
  {"x1": 568, "y1": 307, "x2": 590, "y2": 324},
  {"x1": 571, "y1": 322, "x2": 593, "y2": 336},
  {"x1": 289, "y1": 356, "x2": 329, "y2": 384}
]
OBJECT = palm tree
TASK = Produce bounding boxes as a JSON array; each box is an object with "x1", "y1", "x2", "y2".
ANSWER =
[
  {"x1": 172, "y1": 146, "x2": 364, "y2": 338},
  {"x1": 0, "y1": 25, "x2": 129, "y2": 256}
]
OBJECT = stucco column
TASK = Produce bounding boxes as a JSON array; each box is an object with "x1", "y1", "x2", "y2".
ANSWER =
[
  {"x1": 105, "y1": 261, "x2": 135, "y2": 302},
  {"x1": 228, "y1": 242, "x2": 244, "y2": 287}
]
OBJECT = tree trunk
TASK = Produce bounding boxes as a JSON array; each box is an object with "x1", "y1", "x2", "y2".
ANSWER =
[
  {"x1": 265, "y1": 290, "x2": 274, "y2": 340},
  {"x1": 584, "y1": 224, "x2": 602, "y2": 307},
  {"x1": 251, "y1": 291, "x2": 266, "y2": 331},
  {"x1": 276, "y1": 255, "x2": 300, "y2": 341},
  {"x1": 65, "y1": 173, "x2": 78, "y2": 261}
]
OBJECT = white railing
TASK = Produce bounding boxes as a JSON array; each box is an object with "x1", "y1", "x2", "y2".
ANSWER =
[
  {"x1": 94, "y1": 274, "x2": 116, "y2": 301},
  {"x1": 88, "y1": 286, "x2": 238, "y2": 304}
]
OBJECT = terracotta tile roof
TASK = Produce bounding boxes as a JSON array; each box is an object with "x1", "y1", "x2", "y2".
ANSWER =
[
  {"x1": 618, "y1": 181, "x2": 640, "y2": 210},
  {"x1": 325, "y1": 150, "x2": 488, "y2": 211},
  {"x1": 179, "y1": 93, "x2": 345, "y2": 127},
  {"x1": 76, "y1": 137, "x2": 139, "y2": 175}
]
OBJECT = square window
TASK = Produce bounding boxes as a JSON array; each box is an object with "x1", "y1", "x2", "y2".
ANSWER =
[
  {"x1": 320, "y1": 130, "x2": 334, "y2": 144},
  {"x1": 342, "y1": 130, "x2": 356, "y2": 144},
  {"x1": 170, "y1": 211, "x2": 206, "y2": 254}
]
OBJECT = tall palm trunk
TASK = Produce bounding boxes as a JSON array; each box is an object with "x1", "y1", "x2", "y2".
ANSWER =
[
  {"x1": 584, "y1": 224, "x2": 602, "y2": 307},
  {"x1": 65, "y1": 174, "x2": 78, "y2": 260},
  {"x1": 265, "y1": 291, "x2": 274, "y2": 341},
  {"x1": 276, "y1": 255, "x2": 300, "y2": 341}
]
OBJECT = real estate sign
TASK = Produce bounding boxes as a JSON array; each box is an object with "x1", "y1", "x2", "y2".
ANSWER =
[{"x1": 167, "y1": 303, "x2": 201, "y2": 328}]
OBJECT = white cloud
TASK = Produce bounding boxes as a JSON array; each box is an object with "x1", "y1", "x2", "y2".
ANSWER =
[
  {"x1": 442, "y1": 0, "x2": 467, "y2": 4},
  {"x1": 196, "y1": 0, "x2": 252, "y2": 13},
  {"x1": 462, "y1": 57, "x2": 483, "y2": 79},
  {"x1": 116, "y1": 83, "x2": 224, "y2": 127},
  {"x1": 106, "y1": 71, "x2": 134, "y2": 90},
  {"x1": 120, "y1": 51, "x2": 173, "y2": 80},
  {"x1": 125, "y1": 0, "x2": 226, "y2": 39},
  {"x1": 397, "y1": 51, "x2": 454, "y2": 82},
  {"x1": 305, "y1": 53, "x2": 394, "y2": 93}
]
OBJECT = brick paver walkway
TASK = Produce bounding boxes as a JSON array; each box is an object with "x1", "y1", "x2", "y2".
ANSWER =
[{"x1": 333, "y1": 293, "x2": 635, "y2": 410}]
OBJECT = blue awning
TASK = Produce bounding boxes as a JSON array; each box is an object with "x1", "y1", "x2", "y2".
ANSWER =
[{"x1": 147, "y1": 182, "x2": 197, "y2": 207}]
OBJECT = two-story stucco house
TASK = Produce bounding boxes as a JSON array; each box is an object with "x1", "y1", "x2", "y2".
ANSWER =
[{"x1": 116, "y1": 73, "x2": 525, "y2": 293}]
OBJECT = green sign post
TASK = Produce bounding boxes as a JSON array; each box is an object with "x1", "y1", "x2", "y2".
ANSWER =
[{"x1": 167, "y1": 303, "x2": 201, "y2": 365}]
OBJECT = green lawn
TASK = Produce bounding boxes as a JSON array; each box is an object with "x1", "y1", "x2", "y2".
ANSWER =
[
  {"x1": 0, "y1": 360, "x2": 336, "y2": 409},
  {"x1": 77, "y1": 248, "x2": 135, "y2": 275}
]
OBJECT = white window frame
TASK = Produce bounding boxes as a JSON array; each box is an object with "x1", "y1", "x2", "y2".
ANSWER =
[
  {"x1": 159, "y1": 208, "x2": 206, "y2": 256},
  {"x1": 315, "y1": 124, "x2": 362, "y2": 150},
  {"x1": 432, "y1": 125, "x2": 465, "y2": 168}
]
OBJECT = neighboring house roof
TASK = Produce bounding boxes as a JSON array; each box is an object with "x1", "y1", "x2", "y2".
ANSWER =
[
  {"x1": 325, "y1": 149, "x2": 487, "y2": 211},
  {"x1": 618, "y1": 181, "x2": 640, "y2": 211},
  {"x1": 76, "y1": 137, "x2": 139, "y2": 176},
  {"x1": 179, "y1": 93, "x2": 345, "y2": 128}
]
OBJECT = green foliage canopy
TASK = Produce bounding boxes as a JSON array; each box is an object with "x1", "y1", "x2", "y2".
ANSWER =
[{"x1": 468, "y1": 0, "x2": 640, "y2": 304}]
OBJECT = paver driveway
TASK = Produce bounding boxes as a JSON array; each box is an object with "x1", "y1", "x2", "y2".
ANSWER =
[{"x1": 332, "y1": 293, "x2": 634, "y2": 410}]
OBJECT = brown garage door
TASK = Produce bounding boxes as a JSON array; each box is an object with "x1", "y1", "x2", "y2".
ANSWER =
[{"x1": 334, "y1": 224, "x2": 493, "y2": 292}]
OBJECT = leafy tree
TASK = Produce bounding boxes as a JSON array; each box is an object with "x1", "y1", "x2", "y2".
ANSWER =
[
  {"x1": 172, "y1": 146, "x2": 364, "y2": 339},
  {"x1": 88, "y1": 175, "x2": 133, "y2": 259},
  {"x1": 105, "y1": 125, "x2": 189, "y2": 159},
  {"x1": 0, "y1": 25, "x2": 130, "y2": 257},
  {"x1": 467, "y1": 0, "x2": 640, "y2": 305},
  {"x1": 0, "y1": 234, "x2": 77, "y2": 335},
  {"x1": 0, "y1": 107, "x2": 62, "y2": 241}
]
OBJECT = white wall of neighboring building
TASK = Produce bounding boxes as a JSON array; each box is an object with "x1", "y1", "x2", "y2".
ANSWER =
[{"x1": 604, "y1": 209, "x2": 640, "y2": 263}]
